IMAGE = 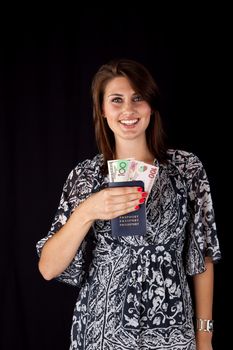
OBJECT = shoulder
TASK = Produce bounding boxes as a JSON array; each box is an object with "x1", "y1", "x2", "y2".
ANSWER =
[
  {"x1": 64, "y1": 154, "x2": 104, "y2": 189},
  {"x1": 70, "y1": 154, "x2": 104, "y2": 177},
  {"x1": 166, "y1": 149, "x2": 204, "y2": 177}
]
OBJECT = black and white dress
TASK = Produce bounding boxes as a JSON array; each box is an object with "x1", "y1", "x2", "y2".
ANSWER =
[{"x1": 36, "y1": 149, "x2": 221, "y2": 350}]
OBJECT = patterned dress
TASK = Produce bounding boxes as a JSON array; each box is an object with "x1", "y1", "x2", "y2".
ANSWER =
[{"x1": 36, "y1": 149, "x2": 221, "y2": 350}]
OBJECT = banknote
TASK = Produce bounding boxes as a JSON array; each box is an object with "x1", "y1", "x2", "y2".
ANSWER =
[
  {"x1": 128, "y1": 160, "x2": 158, "y2": 195},
  {"x1": 108, "y1": 159, "x2": 132, "y2": 182},
  {"x1": 108, "y1": 159, "x2": 159, "y2": 196}
]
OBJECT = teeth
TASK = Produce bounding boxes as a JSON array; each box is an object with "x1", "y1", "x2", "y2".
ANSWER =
[{"x1": 120, "y1": 119, "x2": 138, "y2": 125}]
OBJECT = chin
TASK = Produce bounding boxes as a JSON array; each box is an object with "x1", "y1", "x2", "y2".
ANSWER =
[{"x1": 120, "y1": 132, "x2": 145, "y2": 141}]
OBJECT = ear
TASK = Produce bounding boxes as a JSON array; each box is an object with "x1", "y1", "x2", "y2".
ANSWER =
[{"x1": 102, "y1": 109, "x2": 106, "y2": 118}]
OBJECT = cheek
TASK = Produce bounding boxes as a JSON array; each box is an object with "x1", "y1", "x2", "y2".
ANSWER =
[
  {"x1": 104, "y1": 112, "x2": 118, "y2": 130},
  {"x1": 143, "y1": 107, "x2": 152, "y2": 121},
  {"x1": 142, "y1": 109, "x2": 152, "y2": 129},
  {"x1": 105, "y1": 107, "x2": 120, "y2": 121},
  {"x1": 105, "y1": 118, "x2": 118, "y2": 134},
  {"x1": 140, "y1": 103, "x2": 151, "y2": 114},
  {"x1": 103, "y1": 104, "x2": 113, "y2": 117},
  {"x1": 145, "y1": 116, "x2": 151, "y2": 129}
]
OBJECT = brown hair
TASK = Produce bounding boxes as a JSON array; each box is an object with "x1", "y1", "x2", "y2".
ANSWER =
[{"x1": 91, "y1": 58, "x2": 168, "y2": 170}]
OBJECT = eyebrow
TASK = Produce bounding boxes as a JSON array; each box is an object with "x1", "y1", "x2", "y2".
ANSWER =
[
  {"x1": 107, "y1": 93, "x2": 123, "y2": 97},
  {"x1": 107, "y1": 93, "x2": 137, "y2": 97}
]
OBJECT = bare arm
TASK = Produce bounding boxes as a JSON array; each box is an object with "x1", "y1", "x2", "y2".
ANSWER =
[
  {"x1": 193, "y1": 257, "x2": 214, "y2": 350},
  {"x1": 38, "y1": 186, "x2": 144, "y2": 280},
  {"x1": 38, "y1": 199, "x2": 93, "y2": 280}
]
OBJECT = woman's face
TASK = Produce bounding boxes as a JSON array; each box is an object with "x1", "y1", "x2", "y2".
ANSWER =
[{"x1": 102, "y1": 76, "x2": 152, "y2": 143}]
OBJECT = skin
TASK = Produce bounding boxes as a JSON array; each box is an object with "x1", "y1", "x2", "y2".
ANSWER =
[
  {"x1": 38, "y1": 76, "x2": 214, "y2": 350},
  {"x1": 103, "y1": 76, "x2": 154, "y2": 163},
  {"x1": 194, "y1": 258, "x2": 214, "y2": 350}
]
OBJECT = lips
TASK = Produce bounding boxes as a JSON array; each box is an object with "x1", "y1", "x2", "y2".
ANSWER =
[{"x1": 119, "y1": 118, "x2": 139, "y2": 125}]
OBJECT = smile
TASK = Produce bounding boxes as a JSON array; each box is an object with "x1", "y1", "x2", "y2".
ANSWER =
[{"x1": 119, "y1": 119, "x2": 139, "y2": 125}]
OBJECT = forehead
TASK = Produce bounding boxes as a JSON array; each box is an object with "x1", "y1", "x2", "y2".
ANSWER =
[{"x1": 104, "y1": 76, "x2": 135, "y2": 95}]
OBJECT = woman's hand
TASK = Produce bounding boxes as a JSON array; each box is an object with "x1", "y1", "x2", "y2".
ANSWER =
[
  {"x1": 39, "y1": 186, "x2": 147, "y2": 280},
  {"x1": 81, "y1": 186, "x2": 147, "y2": 222}
]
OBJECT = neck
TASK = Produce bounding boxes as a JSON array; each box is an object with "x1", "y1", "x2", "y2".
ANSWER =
[{"x1": 115, "y1": 138, "x2": 154, "y2": 164}]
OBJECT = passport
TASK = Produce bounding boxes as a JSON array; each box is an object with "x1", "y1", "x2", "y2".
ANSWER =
[{"x1": 108, "y1": 180, "x2": 147, "y2": 237}]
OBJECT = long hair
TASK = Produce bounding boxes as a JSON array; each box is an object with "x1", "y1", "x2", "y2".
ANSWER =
[{"x1": 91, "y1": 58, "x2": 168, "y2": 170}]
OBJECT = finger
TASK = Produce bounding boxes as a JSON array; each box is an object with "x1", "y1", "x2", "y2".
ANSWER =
[
  {"x1": 110, "y1": 203, "x2": 141, "y2": 219},
  {"x1": 106, "y1": 186, "x2": 143, "y2": 196},
  {"x1": 104, "y1": 190, "x2": 147, "y2": 206},
  {"x1": 108, "y1": 197, "x2": 145, "y2": 214},
  {"x1": 110, "y1": 192, "x2": 143, "y2": 205}
]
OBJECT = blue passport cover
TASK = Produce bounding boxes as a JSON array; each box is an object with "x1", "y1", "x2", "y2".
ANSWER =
[{"x1": 108, "y1": 180, "x2": 146, "y2": 237}]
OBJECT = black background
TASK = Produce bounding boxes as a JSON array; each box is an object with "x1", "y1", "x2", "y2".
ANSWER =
[{"x1": 1, "y1": 7, "x2": 228, "y2": 349}]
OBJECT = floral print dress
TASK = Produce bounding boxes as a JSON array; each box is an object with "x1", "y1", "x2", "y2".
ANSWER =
[{"x1": 36, "y1": 149, "x2": 221, "y2": 350}]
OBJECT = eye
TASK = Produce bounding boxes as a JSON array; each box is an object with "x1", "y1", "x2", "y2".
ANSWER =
[
  {"x1": 133, "y1": 95, "x2": 143, "y2": 102},
  {"x1": 111, "y1": 97, "x2": 122, "y2": 103}
]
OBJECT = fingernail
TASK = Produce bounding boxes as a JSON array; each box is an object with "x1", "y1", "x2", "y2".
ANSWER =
[
  {"x1": 137, "y1": 187, "x2": 143, "y2": 192},
  {"x1": 142, "y1": 192, "x2": 148, "y2": 198},
  {"x1": 134, "y1": 205, "x2": 140, "y2": 210},
  {"x1": 139, "y1": 198, "x2": 145, "y2": 203}
]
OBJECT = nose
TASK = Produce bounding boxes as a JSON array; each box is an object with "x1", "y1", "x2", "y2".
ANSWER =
[{"x1": 122, "y1": 100, "x2": 135, "y2": 115}]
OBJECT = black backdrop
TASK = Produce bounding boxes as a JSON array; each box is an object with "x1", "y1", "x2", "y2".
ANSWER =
[{"x1": 1, "y1": 10, "x2": 227, "y2": 350}]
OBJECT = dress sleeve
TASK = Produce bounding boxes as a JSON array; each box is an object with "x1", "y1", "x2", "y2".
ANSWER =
[
  {"x1": 36, "y1": 163, "x2": 94, "y2": 287},
  {"x1": 184, "y1": 155, "x2": 221, "y2": 275}
]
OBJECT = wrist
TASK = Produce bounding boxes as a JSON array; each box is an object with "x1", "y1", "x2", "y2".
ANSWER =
[
  {"x1": 76, "y1": 198, "x2": 95, "y2": 225},
  {"x1": 196, "y1": 318, "x2": 214, "y2": 333},
  {"x1": 195, "y1": 329, "x2": 213, "y2": 348}
]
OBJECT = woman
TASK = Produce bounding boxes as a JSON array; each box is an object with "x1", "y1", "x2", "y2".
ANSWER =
[{"x1": 37, "y1": 59, "x2": 221, "y2": 349}]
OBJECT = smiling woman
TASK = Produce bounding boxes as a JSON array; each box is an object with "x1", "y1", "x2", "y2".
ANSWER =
[
  {"x1": 103, "y1": 77, "x2": 151, "y2": 138},
  {"x1": 36, "y1": 58, "x2": 221, "y2": 350},
  {"x1": 92, "y1": 59, "x2": 167, "y2": 171},
  {"x1": 102, "y1": 76, "x2": 152, "y2": 156}
]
